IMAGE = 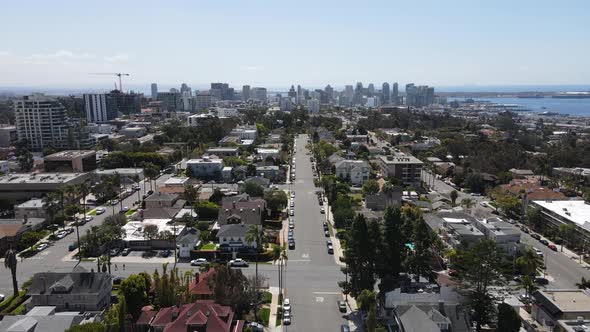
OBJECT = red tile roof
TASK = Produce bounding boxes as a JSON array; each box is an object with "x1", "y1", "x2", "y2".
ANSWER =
[
  {"x1": 140, "y1": 300, "x2": 239, "y2": 332},
  {"x1": 189, "y1": 268, "x2": 217, "y2": 296}
]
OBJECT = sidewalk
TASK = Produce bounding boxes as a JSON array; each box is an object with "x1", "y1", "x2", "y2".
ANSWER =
[
  {"x1": 324, "y1": 198, "x2": 345, "y2": 267},
  {"x1": 559, "y1": 245, "x2": 590, "y2": 269},
  {"x1": 268, "y1": 286, "x2": 281, "y2": 332}
]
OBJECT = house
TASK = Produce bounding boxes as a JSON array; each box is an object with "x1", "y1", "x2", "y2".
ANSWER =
[
  {"x1": 217, "y1": 194, "x2": 267, "y2": 226},
  {"x1": 186, "y1": 157, "x2": 224, "y2": 178},
  {"x1": 365, "y1": 191, "x2": 402, "y2": 210},
  {"x1": 335, "y1": 160, "x2": 370, "y2": 185},
  {"x1": 188, "y1": 268, "x2": 217, "y2": 299},
  {"x1": 378, "y1": 154, "x2": 423, "y2": 184},
  {"x1": 328, "y1": 153, "x2": 344, "y2": 165},
  {"x1": 145, "y1": 192, "x2": 179, "y2": 208},
  {"x1": 122, "y1": 219, "x2": 185, "y2": 250},
  {"x1": 255, "y1": 166, "x2": 283, "y2": 182},
  {"x1": 230, "y1": 126, "x2": 258, "y2": 140},
  {"x1": 0, "y1": 306, "x2": 92, "y2": 332},
  {"x1": 398, "y1": 305, "x2": 450, "y2": 332},
  {"x1": 0, "y1": 222, "x2": 29, "y2": 256},
  {"x1": 244, "y1": 176, "x2": 270, "y2": 188},
  {"x1": 509, "y1": 168, "x2": 535, "y2": 178},
  {"x1": 217, "y1": 224, "x2": 258, "y2": 252},
  {"x1": 137, "y1": 300, "x2": 244, "y2": 332},
  {"x1": 27, "y1": 269, "x2": 112, "y2": 312},
  {"x1": 177, "y1": 228, "x2": 200, "y2": 258},
  {"x1": 206, "y1": 147, "x2": 239, "y2": 157}
]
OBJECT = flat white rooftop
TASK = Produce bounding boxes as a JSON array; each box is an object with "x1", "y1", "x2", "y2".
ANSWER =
[
  {"x1": 164, "y1": 177, "x2": 189, "y2": 186},
  {"x1": 0, "y1": 173, "x2": 85, "y2": 184},
  {"x1": 122, "y1": 219, "x2": 184, "y2": 242},
  {"x1": 533, "y1": 200, "x2": 590, "y2": 230}
]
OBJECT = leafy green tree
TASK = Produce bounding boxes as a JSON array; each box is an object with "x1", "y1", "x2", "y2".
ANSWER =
[
  {"x1": 342, "y1": 214, "x2": 377, "y2": 297},
  {"x1": 406, "y1": 217, "x2": 435, "y2": 282},
  {"x1": 19, "y1": 231, "x2": 44, "y2": 250},
  {"x1": 464, "y1": 173, "x2": 485, "y2": 193},
  {"x1": 143, "y1": 224, "x2": 159, "y2": 241},
  {"x1": 460, "y1": 198, "x2": 475, "y2": 210},
  {"x1": 378, "y1": 207, "x2": 405, "y2": 292},
  {"x1": 65, "y1": 323, "x2": 106, "y2": 332},
  {"x1": 450, "y1": 190, "x2": 458, "y2": 205},
  {"x1": 453, "y1": 240, "x2": 504, "y2": 331},
  {"x1": 497, "y1": 303, "x2": 521, "y2": 332},
  {"x1": 209, "y1": 188, "x2": 224, "y2": 204},
  {"x1": 120, "y1": 274, "x2": 149, "y2": 319},
  {"x1": 559, "y1": 223, "x2": 576, "y2": 249},
  {"x1": 521, "y1": 275, "x2": 538, "y2": 299},
  {"x1": 184, "y1": 184, "x2": 198, "y2": 205},
  {"x1": 362, "y1": 179, "x2": 380, "y2": 196},
  {"x1": 207, "y1": 265, "x2": 251, "y2": 316},
  {"x1": 194, "y1": 201, "x2": 220, "y2": 220},
  {"x1": 264, "y1": 190, "x2": 288, "y2": 213},
  {"x1": 246, "y1": 225, "x2": 264, "y2": 321},
  {"x1": 242, "y1": 181, "x2": 264, "y2": 197},
  {"x1": 526, "y1": 207, "x2": 543, "y2": 229},
  {"x1": 117, "y1": 295, "x2": 127, "y2": 332}
]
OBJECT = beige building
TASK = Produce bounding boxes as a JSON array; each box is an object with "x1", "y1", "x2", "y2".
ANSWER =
[
  {"x1": 378, "y1": 154, "x2": 423, "y2": 183},
  {"x1": 44, "y1": 150, "x2": 97, "y2": 173}
]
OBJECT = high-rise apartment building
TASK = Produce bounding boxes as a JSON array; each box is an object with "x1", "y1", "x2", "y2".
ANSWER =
[
  {"x1": 242, "y1": 85, "x2": 251, "y2": 101},
  {"x1": 157, "y1": 91, "x2": 181, "y2": 112},
  {"x1": 84, "y1": 93, "x2": 117, "y2": 123},
  {"x1": 196, "y1": 91, "x2": 212, "y2": 110},
  {"x1": 108, "y1": 90, "x2": 141, "y2": 115},
  {"x1": 381, "y1": 82, "x2": 390, "y2": 105},
  {"x1": 354, "y1": 82, "x2": 363, "y2": 105},
  {"x1": 308, "y1": 98, "x2": 320, "y2": 113},
  {"x1": 15, "y1": 94, "x2": 70, "y2": 151},
  {"x1": 151, "y1": 83, "x2": 158, "y2": 99},
  {"x1": 251, "y1": 87, "x2": 267, "y2": 102},
  {"x1": 210, "y1": 83, "x2": 234, "y2": 100}
]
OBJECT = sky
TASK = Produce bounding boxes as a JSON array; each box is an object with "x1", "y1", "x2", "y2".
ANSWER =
[{"x1": 1, "y1": 0, "x2": 590, "y2": 91}]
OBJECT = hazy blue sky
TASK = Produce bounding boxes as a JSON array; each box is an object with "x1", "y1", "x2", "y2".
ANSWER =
[{"x1": 1, "y1": 0, "x2": 589, "y2": 90}]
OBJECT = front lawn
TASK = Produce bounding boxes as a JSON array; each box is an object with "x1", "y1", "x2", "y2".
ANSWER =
[
  {"x1": 88, "y1": 210, "x2": 97, "y2": 216},
  {"x1": 258, "y1": 307, "x2": 270, "y2": 327},
  {"x1": 201, "y1": 242, "x2": 217, "y2": 250},
  {"x1": 125, "y1": 208, "x2": 137, "y2": 216}
]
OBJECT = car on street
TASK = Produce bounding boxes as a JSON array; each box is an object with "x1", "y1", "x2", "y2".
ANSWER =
[
  {"x1": 113, "y1": 277, "x2": 125, "y2": 285},
  {"x1": 518, "y1": 294, "x2": 532, "y2": 303},
  {"x1": 289, "y1": 209, "x2": 294, "y2": 216},
  {"x1": 531, "y1": 233, "x2": 541, "y2": 240},
  {"x1": 327, "y1": 244, "x2": 334, "y2": 254},
  {"x1": 122, "y1": 248, "x2": 132, "y2": 256},
  {"x1": 521, "y1": 226, "x2": 530, "y2": 234},
  {"x1": 291, "y1": 192, "x2": 295, "y2": 198},
  {"x1": 159, "y1": 249, "x2": 171, "y2": 257},
  {"x1": 110, "y1": 200, "x2": 118, "y2": 206},
  {"x1": 96, "y1": 207, "x2": 106, "y2": 215},
  {"x1": 324, "y1": 230, "x2": 330, "y2": 237},
  {"x1": 229, "y1": 258, "x2": 249, "y2": 267},
  {"x1": 320, "y1": 206, "x2": 325, "y2": 214},
  {"x1": 56, "y1": 231, "x2": 67, "y2": 239},
  {"x1": 109, "y1": 248, "x2": 121, "y2": 256},
  {"x1": 548, "y1": 243, "x2": 557, "y2": 251},
  {"x1": 84, "y1": 216, "x2": 93, "y2": 222},
  {"x1": 191, "y1": 258, "x2": 208, "y2": 266},
  {"x1": 289, "y1": 223, "x2": 294, "y2": 229},
  {"x1": 283, "y1": 316, "x2": 291, "y2": 325},
  {"x1": 338, "y1": 300, "x2": 347, "y2": 313},
  {"x1": 326, "y1": 239, "x2": 333, "y2": 246},
  {"x1": 540, "y1": 239, "x2": 549, "y2": 246},
  {"x1": 535, "y1": 277, "x2": 549, "y2": 285},
  {"x1": 533, "y1": 247, "x2": 544, "y2": 257},
  {"x1": 0, "y1": 294, "x2": 4, "y2": 303},
  {"x1": 290, "y1": 201, "x2": 294, "y2": 207},
  {"x1": 341, "y1": 324, "x2": 351, "y2": 332},
  {"x1": 289, "y1": 240, "x2": 295, "y2": 250},
  {"x1": 121, "y1": 206, "x2": 130, "y2": 212},
  {"x1": 36, "y1": 243, "x2": 48, "y2": 251},
  {"x1": 283, "y1": 298, "x2": 291, "y2": 311}
]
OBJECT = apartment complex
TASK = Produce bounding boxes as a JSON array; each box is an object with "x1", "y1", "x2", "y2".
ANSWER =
[
  {"x1": 14, "y1": 94, "x2": 70, "y2": 151},
  {"x1": 378, "y1": 154, "x2": 423, "y2": 183}
]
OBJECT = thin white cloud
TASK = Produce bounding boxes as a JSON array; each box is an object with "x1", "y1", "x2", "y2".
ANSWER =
[
  {"x1": 104, "y1": 54, "x2": 130, "y2": 63},
  {"x1": 240, "y1": 65, "x2": 263, "y2": 71},
  {"x1": 0, "y1": 51, "x2": 10, "y2": 56},
  {"x1": 27, "y1": 50, "x2": 95, "y2": 60}
]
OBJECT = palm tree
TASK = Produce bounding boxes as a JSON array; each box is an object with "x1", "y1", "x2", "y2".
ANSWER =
[
  {"x1": 4, "y1": 249, "x2": 19, "y2": 297},
  {"x1": 460, "y1": 198, "x2": 475, "y2": 211},
  {"x1": 42, "y1": 193, "x2": 61, "y2": 230},
  {"x1": 521, "y1": 275, "x2": 538, "y2": 300},
  {"x1": 272, "y1": 244, "x2": 288, "y2": 297},
  {"x1": 450, "y1": 190, "x2": 458, "y2": 206},
  {"x1": 246, "y1": 225, "x2": 265, "y2": 321},
  {"x1": 516, "y1": 249, "x2": 543, "y2": 276},
  {"x1": 75, "y1": 182, "x2": 90, "y2": 261}
]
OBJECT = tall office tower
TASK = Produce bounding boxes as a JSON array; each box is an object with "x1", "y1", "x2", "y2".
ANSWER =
[
  {"x1": 196, "y1": 91, "x2": 212, "y2": 110},
  {"x1": 157, "y1": 91, "x2": 182, "y2": 111},
  {"x1": 84, "y1": 93, "x2": 117, "y2": 123},
  {"x1": 251, "y1": 87, "x2": 268, "y2": 102},
  {"x1": 324, "y1": 85, "x2": 334, "y2": 103},
  {"x1": 405, "y1": 83, "x2": 417, "y2": 107},
  {"x1": 307, "y1": 98, "x2": 320, "y2": 113},
  {"x1": 151, "y1": 83, "x2": 158, "y2": 99},
  {"x1": 392, "y1": 82, "x2": 399, "y2": 105},
  {"x1": 242, "y1": 85, "x2": 251, "y2": 101},
  {"x1": 381, "y1": 82, "x2": 390, "y2": 105},
  {"x1": 180, "y1": 83, "x2": 192, "y2": 95},
  {"x1": 210, "y1": 82, "x2": 232, "y2": 100},
  {"x1": 354, "y1": 82, "x2": 363, "y2": 105},
  {"x1": 367, "y1": 83, "x2": 375, "y2": 97},
  {"x1": 296, "y1": 85, "x2": 303, "y2": 104},
  {"x1": 426, "y1": 87, "x2": 435, "y2": 105},
  {"x1": 288, "y1": 85, "x2": 297, "y2": 98},
  {"x1": 15, "y1": 94, "x2": 70, "y2": 151}
]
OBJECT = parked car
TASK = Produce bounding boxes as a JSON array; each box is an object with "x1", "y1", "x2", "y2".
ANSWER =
[
  {"x1": 324, "y1": 230, "x2": 330, "y2": 237},
  {"x1": 122, "y1": 248, "x2": 132, "y2": 256},
  {"x1": 191, "y1": 258, "x2": 208, "y2": 266},
  {"x1": 109, "y1": 248, "x2": 121, "y2": 256},
  {"x1": 113, "y1": 277, "x2": 125, "y2": 285},
  {"x1": 289, "y1": 223, "x2": 294, "y2": 229},
  {"x1": 341, "y1": 324, "x2": 351, "y2": 332},
  {"x1": 533, "y1": 247, "x2": 544, "y2": 257},
  {"x1": 291, "y1": 192, "x2": 295, "y2": 198},
  {"x1": 548, "y1": 244, "x2": 557, "y2": 251},
  {"x1": 535, "y1": 277, "x2": 549, "y2": 285},
  {"x1": 327, "y1": 245, "x2": 334, "y2": 254},
  {"x1": 159, "y1": 249, "x2": 171, "y2": 257},
  {"x1": 96, "y1": 207, "x2": 106, "y2": 215},
  {"x1": 283, "y1": 298, "x2": 291, "y2": 311},
  {"x1": 110, "y1": 200, "x2": 118, "y2": 206},
  {"x1": 0, "y1": 294, "x2": 5, "y2": 303},
  {"x1": 283, "y1": 316, "x2": 291, "y2": 325},
  {"x1": 68, "y1": 243, "x2": 76, "y2": 251},
  {"x1": 540, "y1": 239, "x2": 549, "y2": 246},
  {"x1": 320, "y1": 206, "x2": 325, "y2": 214},
  {"x1": 229, "y1": 258, "x2": 249, "y2": 267},
  {"x1": 531, "y1": 233, "x2": 541, "y2": 240},
  {"x1": 338, "y1": 300, "x2": 347, "y2": 313},
  {"x1": 36, "y1": 243, "x2": 48, "y2": 251},
  {"x1": 121, "y1": 206, "x2": 130, "y2": 213},
  {"x1": 290, "y1": 201, "x2": 294, "y2": 207},
  {"x1": 326, "y1": 240, "x2": 333, "y2": 246},
  {"x1": 289, "y1": 209, "x2": 294, "y2": 216},
  {"x1": 289, "y1": 240, "x2": 295, "y2": 250}
]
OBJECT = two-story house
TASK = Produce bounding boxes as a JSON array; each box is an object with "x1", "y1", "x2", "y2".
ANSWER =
[{"x1": 335, "y1": 160, "x2": 370, "y2": 185}]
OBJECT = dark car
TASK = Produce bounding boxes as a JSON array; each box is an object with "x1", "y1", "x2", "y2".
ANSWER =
[
  {"x1": 289, "y1": 240, "x2": 295, "y2": 250},
  {"x1": 548, "y1": 244, "x2": 557, "y2": 251},
  {"x1": 535, "y1": 277, "x2": 549, "y2": 285},
  {"x1": 540, "y1": 239, "x2": 549, "y2": 246},
  {"x1": 531, "y1": 233, "x2": 541, "y2": 240},
  {"x1": 159, "y1": 249, "x2": 171, "y2": 257},
  {"x1": 338, "y1": 300, "x2": 347, "y2": 313}
]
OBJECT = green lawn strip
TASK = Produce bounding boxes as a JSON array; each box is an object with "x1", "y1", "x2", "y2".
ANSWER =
[
  {"x1": 125, "y1": 209, "x2": 137, "y2": 216},
  {"x1": 87, "y1": 210, "x2": 97, "y2": 216},
  {"x1": 201, "y1": 243, "x2": 216, "y2": 250},
  {"x1": 258, "y1": 307, "x2": 270, "y2": 327}
]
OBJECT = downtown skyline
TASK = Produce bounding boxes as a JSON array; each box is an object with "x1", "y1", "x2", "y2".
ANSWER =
[{"x1": 1, "y1": 0, "x2": 590, "y2": 88}]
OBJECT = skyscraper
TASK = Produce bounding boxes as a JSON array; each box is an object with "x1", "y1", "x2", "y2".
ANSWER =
[
  {"x1": 354, "y1": 82, "x2": 363, "y2": 105},
  {"x1": 392, "y1": 82, "x2": 399, "y2": 105},
  {"x1": 382, "y1": 82, "x2": 390, "y2": 105},
  {"x1": 180, "y1": 83, "x2": 191, "y2": 95},
  {"x1": 242, "y1": 85, "x2": 251, "y2": 101},
  {"x1": 251, "y1": 87, "x2": 267, "y2": 102},
  {"x1": 15, "y1": 94, "x2": 70, "y2": 151},
  {"x1": 151, "y1": 83, "x2": 158, "y2": 100},
  {"x1": 324, "y1": 85, "x2": 334, "y2": 103},
  {"x1": 84, "y1": 93, "x2": 117, "y2": 123},
  {"x1": 367, "y1": 83, "x2": 375, "y2": 97},
  {"x1": 288, "y1": 85, "x2": 296, "y2": 98}
]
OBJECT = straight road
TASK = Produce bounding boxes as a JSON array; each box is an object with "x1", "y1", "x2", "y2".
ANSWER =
[{"x1": 279, "y1": 134, "x2": 347, "y2": 331}]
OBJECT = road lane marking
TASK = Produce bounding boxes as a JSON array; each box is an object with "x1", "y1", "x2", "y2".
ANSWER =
[
  {"x1": 302, "y1": 254, "x2": 309, "y2": 259},
  {"x1": 313, "y1": 292, "x2": 341, "y2": 295},
  {"x1": 288, "y1": 259, "x2": 311, "y2": 262},
  {"x1": 315, "y1": 296, "x2": 324, "y2": 302}
]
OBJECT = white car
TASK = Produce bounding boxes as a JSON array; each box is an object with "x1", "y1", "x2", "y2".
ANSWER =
[
  {"x1": 121, "y1": 206, "x2": 130, "y2": 212},
  {"x1": 290, "y1": 201, "x2": 294, "y2": 207},
  {"x1": 289, "y1": 209, "x2": 294, "y2": 216},
  {"x1": 0, "y1": 294, "x2": 4, "y2": 303},
  {"x1": 229, "y1": 258, "x2": 249, "y2": 267},
  {"x1": 36, "y1": 243, "x2": 48, "y2": 251},
  {"x1": 291, "y1": 192, "x2": 295, "y2": 198},
  {"x1": 320, "y1": 206, "x2": 325, "y2": 214},
  {"x1": 85, "y1": 216, "x2": 93, "y2": 222},
  {"x1": 283, "y1": 298, "x2": 291, "y2": 311},
  {"x1": 191, "y1": 258, "x2": 208, "y2": 266},
  {"x1": 95, "y1": 207, "x2": 106, "y2": 215}
]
